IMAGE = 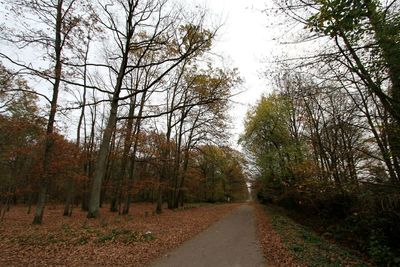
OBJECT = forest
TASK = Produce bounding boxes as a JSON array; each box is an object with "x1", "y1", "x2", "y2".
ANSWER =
[
  {"x1": 0, "y1": 0, "x2": 248, "y2": 224},
  {"x1": 240, "y1": 0, "x2": 400, "y2": 265},
  {"x1": 1, "y1": 0, "x2": 400, "y2": 266}
]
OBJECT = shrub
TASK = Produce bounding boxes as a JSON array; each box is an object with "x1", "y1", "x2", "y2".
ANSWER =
[{"x1": 259, "y1": 181, "x2": 400, "y2": 266}]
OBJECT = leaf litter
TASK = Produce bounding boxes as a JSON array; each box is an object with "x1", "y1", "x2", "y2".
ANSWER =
[{"x1": 0, "y1": 203, "x2": 239, "y2": 266}]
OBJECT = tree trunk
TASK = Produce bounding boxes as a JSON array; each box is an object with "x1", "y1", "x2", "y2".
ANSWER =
[
  {"x1": 111, "y1": 93, "x2": 137, "y2": 212},
  {"x1": 87, "y1": 85, "x2": 123, "y2": 218},
  {"x1": 33, "y1": 2, "x2": 63, "y2": 224},
  {"x1": 27, "y1": 191, "x2": 33, "y2": 214},
  {"x1": 156, "y1": 184, "x2": 163, "y2": 214},
  {"x1": 87, "y1": 48, "x2": 130, "y2": 218},
  {"x1": 63, "y1": 179, "x2": 74, "y2": 216},
  {"x1": 122, "y1": 88, "x2": 147, "y2": 215}
]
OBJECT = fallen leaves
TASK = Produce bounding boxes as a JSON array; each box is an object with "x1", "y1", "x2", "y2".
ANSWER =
[
  {"x1": 0, "y1": 203, "x2": 239, "y2": 266},
  {"x1": 254, "y1": 203, "x2": 302, "y2": 267}
]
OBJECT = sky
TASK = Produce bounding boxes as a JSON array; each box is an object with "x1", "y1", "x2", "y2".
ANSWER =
[{"x1": 195, "y1": 0, "x2": 281, "y2": 145}]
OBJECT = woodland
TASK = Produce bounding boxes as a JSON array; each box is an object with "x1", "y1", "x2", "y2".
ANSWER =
[
  {"x1": 0, "y1": 0, "x2": 247, "y2": 223},
  {"x1": 0, "y1": 0, "x2": 400, "y2": 266},
  {"x1": 240, "y1": 0, "x2": 400, "y2": 265}
]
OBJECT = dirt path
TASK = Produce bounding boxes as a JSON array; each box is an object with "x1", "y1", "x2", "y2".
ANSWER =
[{"x1": 151, "y1": 204, "x2": 265, "y2": 267}]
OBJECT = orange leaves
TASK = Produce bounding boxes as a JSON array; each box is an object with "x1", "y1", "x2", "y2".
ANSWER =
[
  {"x1": 47, "y1": 133, "x2": 80, "y2": 177},
  {"x1": 0, "y1": 203, "x2": 238, "y2": 266},
  {"x1": 254, "y1": 203, "x2": 301, "y2": 267}
]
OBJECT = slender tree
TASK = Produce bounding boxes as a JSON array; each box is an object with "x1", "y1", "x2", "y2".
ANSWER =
[{"x1": 0, "y1": 0, "x2": 88, "y2": 224}]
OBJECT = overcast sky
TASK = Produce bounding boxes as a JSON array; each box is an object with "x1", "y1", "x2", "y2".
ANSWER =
[{"x1": 194, "y1": 0, "x2": 281, "y2": 146}]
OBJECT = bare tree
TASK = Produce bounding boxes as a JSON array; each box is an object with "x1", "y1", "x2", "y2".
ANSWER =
[{"x1": 86, "y1": 0, "x2": 214, "y2": 218}]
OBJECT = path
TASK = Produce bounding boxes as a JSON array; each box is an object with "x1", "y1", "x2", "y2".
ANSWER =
[{"x1": 151, "y1": 204, "x2": 265, "y2": 267}]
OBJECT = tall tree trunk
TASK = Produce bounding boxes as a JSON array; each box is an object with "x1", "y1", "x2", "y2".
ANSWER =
[
  {"x1": 111, "y1": 72, "x2": 143, "y2": 213},
  {"x1": 157, "y1": 76, "x2": 178, "y2": 213},
  {"x1": 87, "y1": 52, "x2": 129, "y2": 217},
  {"x1": 65, "y1": 34, "x2": 91, "y2": 216},
  {"x1": 87, "y1": 98, "x2": 120, "y2": 218},
  {"x1": 87, "y1": 0, "x2": 141, "y2": 219},
  {"x1": 110, "y1": 95, "x2": 136, "y2": 212},
  {"x1": 33, "y1": 1, "x2": 63, "y2": 225},
  {"x1": 122, "y1": 89, "x2": 147, "y2": 215},
  {"x1": 63, "y1": 178, "x2": 74, "y2": 216},
  {"x1": 175, "y1": 112, "x2": 199, "y2": 208},
  {"x1": 82, "y1": 98, "x2": 97, "y2": 211},
  {"x1": 110, "y1": 91, "x2": 137, "y2": 212}
]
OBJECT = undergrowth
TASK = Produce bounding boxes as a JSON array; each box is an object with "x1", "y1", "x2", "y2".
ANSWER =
[{"x1": 264, "y1": 205, "x2": 371, "y2": 267}]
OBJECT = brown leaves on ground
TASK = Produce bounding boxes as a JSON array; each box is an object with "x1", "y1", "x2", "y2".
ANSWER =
[
  {"x1": 0, "y1": 203, "x2": 239, "y2": 266},
  {"x1": 254, "y1": 203, "x2": 302, "y2": 267}
]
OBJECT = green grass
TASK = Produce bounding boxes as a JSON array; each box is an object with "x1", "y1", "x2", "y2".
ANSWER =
[{"x1": 265, "y1": 205, "x2": 371, "y2": 267}]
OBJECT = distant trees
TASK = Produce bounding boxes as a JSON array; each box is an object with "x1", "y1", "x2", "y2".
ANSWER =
[
  {"x1": 189, "y1": 145, "x2": 249, "y2": 203},
  {"x1": 0, "y1": 64, "x2": 43, "y2": 218},
  {"x1": 240, "y1": 94, "x2": 302, "y2": 187}
]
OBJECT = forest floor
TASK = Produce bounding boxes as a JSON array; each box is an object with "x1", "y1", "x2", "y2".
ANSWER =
[
  {"x1": 254, "y1": 203, "x2": 373, "y2": 267},
  {"x1": 0, "y1": 202, "x2": 374, "y2": 267},
  {"x1": 0, "y1": 202, "x2": 239, "y2": 266}
]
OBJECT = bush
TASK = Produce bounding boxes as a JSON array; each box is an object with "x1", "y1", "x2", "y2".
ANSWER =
[
  {"x1": 316, "y1": 192, "x2": 355, "y2": 220},
  {"x1": 259, "y1": 181, "x2": 400, "y2": 266}
]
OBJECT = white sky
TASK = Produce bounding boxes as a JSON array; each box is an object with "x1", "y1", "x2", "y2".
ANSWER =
[{"x1": 195, "y1": 0, "x2": 280, "y2": 146}]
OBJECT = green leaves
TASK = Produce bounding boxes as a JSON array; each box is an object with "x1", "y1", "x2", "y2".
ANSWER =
[
  {"x1": 307, "y1": 0, "x2": 372, "y2": 39},
  {"x1": 240, "y1": 93, "x2": 304, "y2": 188},
  {"x1": 195, "y1": 145, "x2": 248, "y2": 202}
]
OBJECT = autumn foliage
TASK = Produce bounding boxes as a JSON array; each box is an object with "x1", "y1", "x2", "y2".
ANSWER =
[{"x1": 0, "y1": 60, "x2": 247, "y2": 223}]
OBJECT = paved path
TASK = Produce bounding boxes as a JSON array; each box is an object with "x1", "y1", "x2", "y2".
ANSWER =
[{"x1": 151, "y1": 204, "x2": 265, "y2": 267}]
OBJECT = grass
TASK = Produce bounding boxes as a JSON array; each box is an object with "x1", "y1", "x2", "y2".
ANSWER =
[
  {"x1": 95, "y1": 228, "x2": 155, "y2": 244},
  {"x1": 9, "y1": 224, "x2": 155, "y2": 246},
  {"x1": 264, "y1": 205, "x2": 371, "y2": 267}
]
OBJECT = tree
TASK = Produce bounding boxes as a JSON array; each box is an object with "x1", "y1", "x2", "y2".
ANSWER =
[
  {"x1": 307, "y1": 0, "x2": 400, "y2": 119},
  {"x1": 0, "y1": 0, "x2": 90, "y2": 224},
  {"x1": 188, "y1": 145, "x2": 248, "y2": 203},
  {"x1": 274, "y1": 0, "x2": 400, "y2": 185},
  {"x1": 0, "y1": 64, "x2": 45, "y2": 219},
  {"x1": 240, "y1": 94, "x2": 304, "y2": 189},
  {"x1": 86, "y1": 0, "x2": 215, "y2": 218}
]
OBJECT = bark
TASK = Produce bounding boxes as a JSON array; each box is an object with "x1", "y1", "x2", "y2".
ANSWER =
[
  {"x1": 33, "y1": 1, "x2": 63, "y2": 225},
  {"x1": 87, "y1": 53, "x2": 129, "y2": 218},
  {"x1": 174, "y1": 110, "x2": 200, "y2": 208},
  {"x1": 63, "y1": 179, "x2": 74, "y2": 216},
  {"x1": 110, "y1": 94, "x2": 136, "y2": 212},
  {"x1": 64, "y1": 35, "x2": 91, "y2": 216},
  {"x1": 122, "y1": 89, "x2": 147, "y2": 215}
]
